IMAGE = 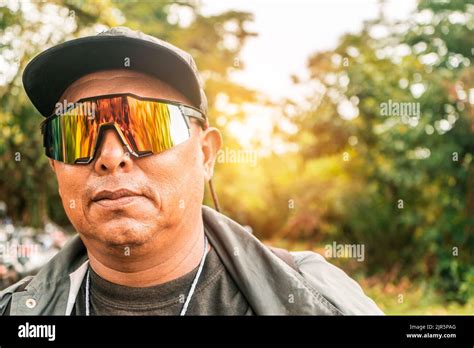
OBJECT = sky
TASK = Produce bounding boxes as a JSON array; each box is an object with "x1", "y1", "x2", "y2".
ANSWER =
[
  {"x1": 201, "y1": 0, "x2": 417, "y2": 102},
  {"x1": 199, "y1": 0, "x2": 418, "y2": 149}
]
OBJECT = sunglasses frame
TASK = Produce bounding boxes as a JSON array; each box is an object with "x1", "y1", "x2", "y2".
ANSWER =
[{"x1": 41, "y1": 93, "x2": 208, "y2": 165}]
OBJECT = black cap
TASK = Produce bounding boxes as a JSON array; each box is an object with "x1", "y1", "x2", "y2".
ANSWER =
[{"x1": 22, "y1": 26, "x2": 208, "y2": 117}]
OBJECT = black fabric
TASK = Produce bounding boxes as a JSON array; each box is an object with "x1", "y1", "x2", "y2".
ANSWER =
[{"x1": 73, "y1": 246, "x2": 253, "y2": 315}]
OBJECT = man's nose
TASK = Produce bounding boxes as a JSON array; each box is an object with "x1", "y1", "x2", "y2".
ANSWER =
[{"x1": 93, "y1": 128, "x2": 133, "y2": 174}]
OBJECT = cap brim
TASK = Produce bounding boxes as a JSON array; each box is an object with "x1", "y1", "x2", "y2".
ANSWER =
[{"x1": 23, "y1": 35, "x2": 202, "y2": 117}]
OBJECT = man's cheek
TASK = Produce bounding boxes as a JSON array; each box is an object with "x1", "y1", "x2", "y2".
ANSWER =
[
  {"x1": 175, "y1": 169, "x2": 203, "y2": 212},
  {"x1": 61, "y1": 190, "x2": 79, "y2": 216},
  {"x1": 57, "y1": 177, "x2": 85, "y2": 223},
  {"x1": 156, "y1": 176, "x2": 184, "y2": 212},
  {"x1": 154, "y1": 169, "x2": 192, "y2": 212}
]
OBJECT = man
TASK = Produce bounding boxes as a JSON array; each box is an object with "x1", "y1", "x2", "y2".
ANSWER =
[{"x1": 0, "y1": 27, "x2": 382, "y2": 315}]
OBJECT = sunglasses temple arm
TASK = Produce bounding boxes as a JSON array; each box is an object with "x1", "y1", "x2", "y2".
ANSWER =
[
  {"x1": 181, "y1": 105, "x2": 208, "y2": 129},
  {"x1": 208, "y1": 178, "x2": 221, "y2": 213},
  {"x1": 184, "y1": 105, "x2": 217, "y2": 209}
]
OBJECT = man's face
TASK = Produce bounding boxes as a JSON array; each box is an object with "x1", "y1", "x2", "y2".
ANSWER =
[{"x1": 49, "y1": 69, "x2": 221, "y2": 248}]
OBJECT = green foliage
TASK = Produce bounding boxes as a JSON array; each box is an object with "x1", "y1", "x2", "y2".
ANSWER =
[
  {"x1": 286, "y1": 0, "x2": 474, "y2": 303},
  {"x1": 362, "y1": 278, "x2": 474, "y2": 314}
]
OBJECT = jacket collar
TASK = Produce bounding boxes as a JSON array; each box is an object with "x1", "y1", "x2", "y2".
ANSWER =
[
  {"x1": 202, "y1": 206, "x2": 339, "y2": 314},
  {"x1": 10, "y1": 236, "x2": 88, "y2": 315}
]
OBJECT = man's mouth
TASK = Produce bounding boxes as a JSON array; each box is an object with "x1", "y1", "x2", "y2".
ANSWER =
[{"x1": 91, "y1": 188, "x2": 145, "y2": 208}]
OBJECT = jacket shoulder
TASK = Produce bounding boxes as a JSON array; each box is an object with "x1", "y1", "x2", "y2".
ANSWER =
[
  {"x1": 291, "y1": 251, "x2": 384, "y2": 315},
  {"x1": 0, "y1": 276, "x2": 34, "y2": 315}
]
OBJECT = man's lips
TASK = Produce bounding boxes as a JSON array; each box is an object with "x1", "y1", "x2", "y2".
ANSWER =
[{"x1": 91, "y1": 188, "x2": 145, "y2": 208}]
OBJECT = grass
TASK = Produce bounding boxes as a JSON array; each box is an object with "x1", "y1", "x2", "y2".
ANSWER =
[{"x1": 359, "y1": 278, "x2": 474, "y2": 315}]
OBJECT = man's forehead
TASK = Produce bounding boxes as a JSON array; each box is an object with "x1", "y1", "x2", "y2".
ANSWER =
[{"x1": 59, "y1": 69, "x2": 193, "y2": 106}]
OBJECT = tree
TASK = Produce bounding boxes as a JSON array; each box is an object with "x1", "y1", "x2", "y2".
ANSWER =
[{"x1": 289, "y1": 0, "x2": 473, "y2": 302}]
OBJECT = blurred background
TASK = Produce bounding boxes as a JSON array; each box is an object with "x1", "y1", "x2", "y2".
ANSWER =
[{"x1": 0, "y1": 0, "x2": 472, "y2": 314}]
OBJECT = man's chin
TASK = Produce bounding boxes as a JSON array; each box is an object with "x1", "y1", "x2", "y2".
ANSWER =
[{"x1": 85, "y1": 221, "x2": 157, "y2": 248}]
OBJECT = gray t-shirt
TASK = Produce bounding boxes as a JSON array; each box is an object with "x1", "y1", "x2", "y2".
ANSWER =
[{"x1": 73, "y1": 245, "x2": 254, "y2": 315}]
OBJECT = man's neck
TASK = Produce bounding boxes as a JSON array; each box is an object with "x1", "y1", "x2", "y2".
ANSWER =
[{"x1": 84, "y1": 222, "x2": 206, "y2": 288}]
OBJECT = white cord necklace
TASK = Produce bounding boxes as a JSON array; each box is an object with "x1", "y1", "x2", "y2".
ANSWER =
[{"x1": 85, "y1": 235, "x2": 209, "y2": 316}]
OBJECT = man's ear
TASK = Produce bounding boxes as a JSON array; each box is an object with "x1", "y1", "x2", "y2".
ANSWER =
[
  {"x1": 48, "y1": 158, "x2": 56, "y2": 172},
  {"x1": 48, "y1": 159, "x2": 63, "y2": 198},
  {"x1": 201, "y1": 127, "x2": 222, "y2": 181}
]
